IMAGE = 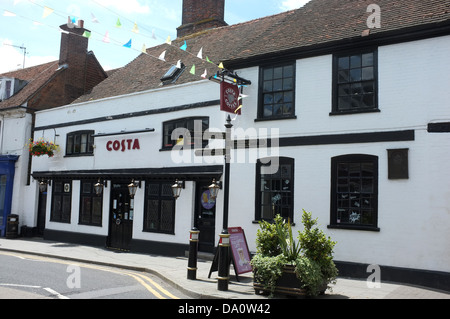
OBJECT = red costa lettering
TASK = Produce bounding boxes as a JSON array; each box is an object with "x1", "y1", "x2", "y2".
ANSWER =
[{"x1": 106, "y1": 139, "x2": 141, "y2": 152}]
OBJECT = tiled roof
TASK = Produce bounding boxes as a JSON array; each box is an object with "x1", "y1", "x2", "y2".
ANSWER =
[
  {"x1": 0, "y1": 61, "x2": 60, "y2": 109},
  {"x1": 73, "y1": 0, "x2": 450, "y2": 104}
]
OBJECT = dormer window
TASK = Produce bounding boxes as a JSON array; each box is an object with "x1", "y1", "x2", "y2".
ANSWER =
[
  {"x1": 0, "y1": 77, "x2": 28, "y2": 101},
  {"x1": 160, "y1": 63, "x2": 185, "y2": 85}
]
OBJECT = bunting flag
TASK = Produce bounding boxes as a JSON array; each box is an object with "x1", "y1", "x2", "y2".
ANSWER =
[
  {"x1": 82, "y1": 31, "x2": 91, "y2": 38},
  {"x1": 115, "y1": 18, "x2": 122, "y2": 28},
  {"x1": 158, "y1": 50, "x2": 166, "y2": 61},
  {"x1": 206, "y1": 56, "x2": 214, "y2": 64},
  {"x1": 218, "y1": 62, "x2": 224, "y2": 69},
  {"x1": 151, "y1": 30, "x2": 157, "y2": 40},
  {"x1": 141, "y1": 44, "x2": 147, "y2": 53},
  {"x1": 123, "y1": 39, "x2": 132, "y2": 48},
  {"x1": 91, "y1": 13, "x2": 99, "y2": 23},
  {"x1": 190, "y1": 65, "x2": 196, "y2": 75},
  {"x1": 165, "y1": 36, "x2": 172, "y2": 45},
  {"x1": 102, "y1": 31, "x2": 110, "y2": 43},
  {"x1": 234, "y1": 104, "x2": 243, "y2": 114},
  {"x1": 42, "y1": 6, "x2": 54, "y2": 19},
  {"x1": 197, "y1": 47, "x2": 203, "y2": 59},
  {"x1": 201, "y1": 69, "x2": 207, "y2": 79},
  {"x1": 180, "y1": 40, "x2": 187, "y2": 51},
  {"x1": 239, "y1": 94, "x2": 249, "y2": 101},
  {"x1": 176, "y1": 60, "x2": 182, "y2": 69},
  {"x1": 59, "y1": 28, "x2": 70, "y2": 34},
  {"x1": 3, "y1": 10, "x2": 16, "y2": 17},
  {"x1": 132, "y1": 22, "x2": 139, "y2": 34}
]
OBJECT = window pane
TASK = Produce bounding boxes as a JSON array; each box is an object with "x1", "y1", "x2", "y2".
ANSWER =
[
  {"x1": 350, "y1": 55, "x2": 361, "y2": 68},
  {"x1": 362, "y1": 53, "x2": 374, "y2": 67},
  {"x1": 160, "y1": 200, "x2": 174, "y2": 232},
  {"x1": 80, "y1": 196, "x2": 91, "y2": 223},
  {"x1": 362, "y1": 67, "x2": 374, "y2": 80},
  {"x1": 273, "y1": 67, "x2": 283, "y2": 79},
  {"x1": 283, "y1": 65, "x2": 294, "y2": 77},
  {"x1": 273, "y1": 79, "x2": 282, "y2": 91},
  {"x1": 145, "y1": 199, "x2": 159, "y2": 230},
  {"x1": 263, "y1": 68, "x2": 273, "y2": 80},
  {"x1": 92, "y1": 197, "x2": 102, "y2": 225},
  {"x1": 338, "y1": 57, "x2": 349, "y2": 70},
  {"x1": 350, "y1": 69, "x2": 361, "y2": 82}
]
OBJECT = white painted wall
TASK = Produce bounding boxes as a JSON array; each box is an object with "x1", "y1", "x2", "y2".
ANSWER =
[{"x1": 30, "y1": 35, "x2": 450, "y2": 273}]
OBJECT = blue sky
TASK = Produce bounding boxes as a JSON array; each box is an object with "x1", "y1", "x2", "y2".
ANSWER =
[{"x1": 0, "y1": 0, "x2": 311, "y2": 73}]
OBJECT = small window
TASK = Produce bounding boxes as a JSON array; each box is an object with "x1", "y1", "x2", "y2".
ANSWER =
[
  {"x1": 258, "y1": 62, "x2": 295, "y2": 120},
  {"x1": 51, "y1": 180, "x2": 72, "y2": 223},
  {"x1": 330, "y1": 154, "x2": 379, "y2": 230},
  {"x1": 162, "y1": 117, "x2": 209, "y2": 150},
  {"x1": 255, "y1": 157, "x2": 294, "y2": 221},
  {"x1": 66, "y1": 131, "x2": 94, "y2": 156},
  {"x1": 161, "y1": 63, "x2": 185, "y2": 85},
  {"x1": 332, "y1": 49, "x2": 378, "y2": 114},
  {"x1": 79, "y1": 180, "x2": 103, "y2": 226}
]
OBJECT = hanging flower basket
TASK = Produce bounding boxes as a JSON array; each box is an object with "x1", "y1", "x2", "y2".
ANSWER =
[{"x1": 28, "y1": 139, "x2": 59, "y2": 157}]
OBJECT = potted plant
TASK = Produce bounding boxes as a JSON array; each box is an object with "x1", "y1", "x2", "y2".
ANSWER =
[
  {"x1": 28, "y1": 139, "x2": 59, "y2": 157},
  {"x1": 251, "y1": 210, "x2": 338, "y2": 297}
]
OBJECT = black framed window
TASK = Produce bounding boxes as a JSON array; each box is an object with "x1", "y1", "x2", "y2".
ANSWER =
[
  {"x1": 79, "y1": 180, "x2": 103, "y2": 226},
  {"x1": 162, "y1": 117, "x2": 209, "y2": 150},
  {"x1": 258, "y1": 62, "x2": 295, "y2": 120},
  {"x1": 332, "y1": 49, "x2": 378, "y2": 114},
  {"x1": 255, "y1": 157, "x2": 294, "y2": 221},
  {"x1": 144, "y1": 182, "x2": 176, "y2": 234},
  {"x1": 51, "y1": 180, "x2": 72, "y2": 223},
  {"x1": 66, "y1": 131, "x2": 94, "y2": 156},
  {"x1": 330, "y1": 154, "x2": 379, "y2": 231}
]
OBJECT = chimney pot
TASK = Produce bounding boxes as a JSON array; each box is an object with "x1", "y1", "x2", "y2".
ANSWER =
[{"x1": 78, "y1": 20, "x2": 84, "y2": 28}]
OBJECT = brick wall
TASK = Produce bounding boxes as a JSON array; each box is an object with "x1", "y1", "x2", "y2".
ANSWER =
[{"x1": 177, "y1": 0, "x2": 227, "y2": 38}]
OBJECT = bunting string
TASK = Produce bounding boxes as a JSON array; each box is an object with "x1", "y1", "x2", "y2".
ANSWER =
[{"x1": 2, "y1": 0, "x2": 248, "y2": 112}]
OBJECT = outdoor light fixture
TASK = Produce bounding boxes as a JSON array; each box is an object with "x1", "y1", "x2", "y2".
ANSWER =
[
  {"x1": 39, "y1": 179, "x2": 50, "y2": 193},
  {"x1": 171, "y1": 179, "x2": 185, "y2": 199},
  {"x1": 208, "y1": 178, "x2": 222, "y2": 200},
  {"x1": 94, "y1": 178, "x2": 106, "y2": 196},
  {"x1": 128, "y1": 179, "x2": 140, "y2": 198}
]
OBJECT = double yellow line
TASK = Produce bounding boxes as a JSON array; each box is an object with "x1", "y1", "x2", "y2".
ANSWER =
[{"x1": 0, "y1": 251, "x2": 180, "y2": 299}]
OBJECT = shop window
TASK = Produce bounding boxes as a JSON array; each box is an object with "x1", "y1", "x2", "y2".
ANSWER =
[
  {"x1": 330, "y1": 154, "x2": 379, "y2": 230},
  {"x1": 332, "y1": 49, "x2": 378, "y2": 114},
  {"x1": 51, "y1": 180, "x2": 72, "y2": 223},
  {"x1": 66, "y1": 131, "x2": 94, "y2": 156},
  {"x1": 79, "y1": 180, "x2": 103, "y2": 226},
  {"x1": 255, "y1": 157, "x2": 294, "y2": 221},
  {"x1": 144, "y1": 182, "x2": 175, "y2": 234},
  {"x1": 258, "y1": 62, "x2": 295, "y2": 120},
  {"x1": 162, "y1": 117, "x2": 209, "y2": 150}
]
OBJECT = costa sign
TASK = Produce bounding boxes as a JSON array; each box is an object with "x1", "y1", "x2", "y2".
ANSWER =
[{"x1": 107, "y1": 139, "x2": 140, "y2": 152}]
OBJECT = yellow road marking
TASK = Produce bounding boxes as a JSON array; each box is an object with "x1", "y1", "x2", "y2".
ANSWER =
[{"x1": 0, "y1": 251, "x2": 180, "y2": 299}]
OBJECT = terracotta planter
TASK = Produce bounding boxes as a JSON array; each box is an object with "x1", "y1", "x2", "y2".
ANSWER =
[{"x1": 253, "y1": 264, "x2": 327, "y2": 297}]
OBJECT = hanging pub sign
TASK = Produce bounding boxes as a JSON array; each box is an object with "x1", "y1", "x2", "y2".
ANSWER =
[{"x1": 220, "y1": 81, "x2": 241, "y2": 115}]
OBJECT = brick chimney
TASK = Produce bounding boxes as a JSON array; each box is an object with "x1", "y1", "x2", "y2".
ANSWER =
[
  {"x1": 177, "y1": 0, "x2": 227, "y2": 38},
  {"x1": 59, "y1": 19, "x2": 90, "y2": 103}
]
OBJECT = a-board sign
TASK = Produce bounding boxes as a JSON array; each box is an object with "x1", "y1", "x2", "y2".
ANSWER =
[
  {"x1": 208, "y1": 227, "x2": 252, "y2": 280},
  {"x1": 228, "y1": 227, "x2": 252, "y2": 275}
]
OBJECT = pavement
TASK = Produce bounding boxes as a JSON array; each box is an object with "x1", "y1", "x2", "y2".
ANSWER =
[{"x1": 0, "y1": 237, "x2": 449, "y2": 300}]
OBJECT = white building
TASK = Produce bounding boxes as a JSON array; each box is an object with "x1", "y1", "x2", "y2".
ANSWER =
[{"x1": 30, "y1": 0, "x2": 450, "y2": 291}]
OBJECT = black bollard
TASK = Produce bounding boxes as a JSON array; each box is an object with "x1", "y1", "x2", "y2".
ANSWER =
[{"x1": 187, "y1": 228, "x2": 200, "y2": 280}]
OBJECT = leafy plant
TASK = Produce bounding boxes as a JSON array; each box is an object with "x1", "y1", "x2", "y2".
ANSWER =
[
  {"x1": 297, "y1": 209, "x2": 338, "y2": 286},
  {"x1": 252, "y1": 210, "x2": 338, "y2": 297},
  {"x1": 251, "y1": 254, "x2": 287, "y2": 295}
]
